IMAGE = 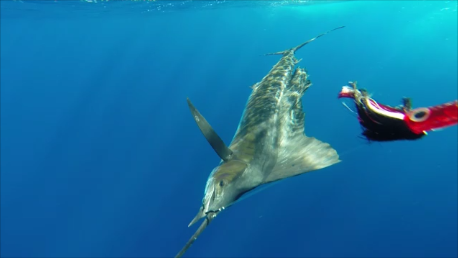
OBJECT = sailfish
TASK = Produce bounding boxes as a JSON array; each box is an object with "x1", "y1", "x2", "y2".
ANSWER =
[{"x1": 176, "y1": 26, "x2": 345, "y2": 258}]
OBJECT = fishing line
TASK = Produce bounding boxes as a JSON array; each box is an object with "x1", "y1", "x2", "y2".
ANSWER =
[
  {"x1": 336, "y1": 140, "x2": 371, "y2": 159},
  {"x1": 341, "y1": 101, "x2": 358, "y2": 117}
]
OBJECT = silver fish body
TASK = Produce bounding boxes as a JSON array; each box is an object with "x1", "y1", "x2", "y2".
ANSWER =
[{"x1": 176, "y1": 26, "x2": 344, "y2": 258}]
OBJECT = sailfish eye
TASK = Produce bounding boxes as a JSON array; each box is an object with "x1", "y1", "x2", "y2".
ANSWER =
[{"x1": 219, "y1": 181, "x2": 224, "y2": 187}]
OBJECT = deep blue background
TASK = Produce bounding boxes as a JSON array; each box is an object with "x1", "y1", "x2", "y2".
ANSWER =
[{"x1": 1, "y1": 1, "x2": 457, "y2": 257}]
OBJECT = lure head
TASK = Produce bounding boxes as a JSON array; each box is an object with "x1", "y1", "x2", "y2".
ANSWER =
[
  {"x1": 188, "y1": 159, "x2": 248, "y2": 227},
  {"x1": 404, "y1": 100, "x2": 458, "y2": 134}
]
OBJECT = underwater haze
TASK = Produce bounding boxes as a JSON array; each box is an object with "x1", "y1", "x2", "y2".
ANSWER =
[{"x1": 1, "y1": 0, "x2": 457, "y2": 257}]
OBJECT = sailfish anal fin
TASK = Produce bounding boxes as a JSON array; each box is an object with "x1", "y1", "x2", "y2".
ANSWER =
[{"x1": 187, "y1": 98, "x2": 234, "y2": 162}]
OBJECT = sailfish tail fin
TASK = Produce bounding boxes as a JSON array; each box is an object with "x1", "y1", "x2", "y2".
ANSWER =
[{"x1": 265, "y1": 26, "x2": 345, "y2": 56}]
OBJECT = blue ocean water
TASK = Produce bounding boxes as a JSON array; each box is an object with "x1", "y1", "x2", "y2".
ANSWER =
[{"x1": 1, "y1": 0, "x2": 457, "y2": 257}]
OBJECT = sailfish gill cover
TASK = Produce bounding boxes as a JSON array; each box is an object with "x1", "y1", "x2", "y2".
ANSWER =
[{"x1": 1, "y1": 1, "x2": 457, "y2": 258}]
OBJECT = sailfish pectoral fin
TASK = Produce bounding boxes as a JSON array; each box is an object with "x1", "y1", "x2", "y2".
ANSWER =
[
  {"x1": 187, "y1": 98, "x2": 234, "y2": 162},
  {"x1": 265, "y1": 26, "x2": 345, "y2": 56},
  {"x1": 264, "y1": 135, "x2": 340, "y2": 184}
]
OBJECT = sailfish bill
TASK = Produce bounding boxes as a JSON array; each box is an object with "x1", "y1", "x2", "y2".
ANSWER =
[{"x1": 176, "y1": 26, "x2": 345, "y2": 258}]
